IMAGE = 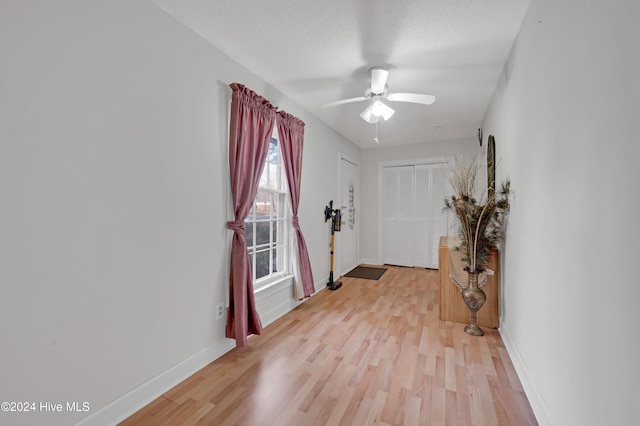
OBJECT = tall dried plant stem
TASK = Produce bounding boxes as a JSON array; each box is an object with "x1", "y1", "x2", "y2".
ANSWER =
[{"x1": 471, "y1": 199, "x2": 492, "y2": 273}]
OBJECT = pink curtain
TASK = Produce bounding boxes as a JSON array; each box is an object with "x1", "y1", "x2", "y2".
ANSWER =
[
  {"x1": 277, "y1": 111, "x2": 315, "y2": 299},
  {"x1": 226, "y1": 83, "x2": 276, "y2": 347}
]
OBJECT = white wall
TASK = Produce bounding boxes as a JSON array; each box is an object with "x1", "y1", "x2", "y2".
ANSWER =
[
  {"x1": 483, "y1": 0, "x2": 640, "y2": 424},
  {"x1": 0, "y1": 1, "x2": 358, "y2": 425},
  {"x1": 359, "y1": 138, "x2": 478, "y2": 264}
]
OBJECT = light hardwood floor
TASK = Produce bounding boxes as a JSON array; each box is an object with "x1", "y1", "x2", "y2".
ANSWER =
[{"x1": 121, "y1": 266, "x2": 537, "y2": 425}]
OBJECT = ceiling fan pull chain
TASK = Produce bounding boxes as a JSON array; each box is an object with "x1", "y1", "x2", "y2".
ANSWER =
[{"x1": 374, "y1": 120, "x2": 380, "y2": 143}]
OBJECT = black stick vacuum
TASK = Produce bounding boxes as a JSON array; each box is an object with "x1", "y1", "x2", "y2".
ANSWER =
[{"x1": 324, "y1": 200, "x2": 342, "y2": 290}]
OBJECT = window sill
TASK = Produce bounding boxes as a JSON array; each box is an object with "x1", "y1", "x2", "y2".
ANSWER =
[{"x1": 254, "y1": 274, "x2": 293, "y2": 299}]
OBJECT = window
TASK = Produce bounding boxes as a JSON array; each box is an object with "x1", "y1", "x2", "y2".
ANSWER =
[{"x1": 245, "y1": 137, "x2": 289, "y2": 290}]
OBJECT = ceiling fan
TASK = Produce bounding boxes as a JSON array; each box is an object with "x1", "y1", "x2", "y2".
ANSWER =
[{"x1": 322, "y1": 66, "x2": 436, "y2": 124}]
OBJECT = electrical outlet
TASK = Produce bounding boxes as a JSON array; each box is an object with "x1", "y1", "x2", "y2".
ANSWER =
[{"x1": 216, "y1": 303, "x2": 224, "y2": 319}]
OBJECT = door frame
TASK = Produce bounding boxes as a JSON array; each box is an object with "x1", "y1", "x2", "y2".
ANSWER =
[{"x1": 377, "y1": 156, "x2": 454, "y2": 265}]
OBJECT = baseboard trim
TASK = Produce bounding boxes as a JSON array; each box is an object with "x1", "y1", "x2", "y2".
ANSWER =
[
  {"x1": 73, "y1": 338, "x2": 235, "y2": 426},
  {"x1": 74, "y1": 275, "x2": 333, "y2": 425},
  {"x1": 499, "y1": 325, "x2": 555, "y2": 426},
  {"x1": 314, "y1": 274, "x2": 329, "y2": 293},
  {"x1": 259, "y1": 294, "x2": 303, "y2": 328},
  {"x1": 359, "y1": 257, "x2": 380, "y2": 265}
]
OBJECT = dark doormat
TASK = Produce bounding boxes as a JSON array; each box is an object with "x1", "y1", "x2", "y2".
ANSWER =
[{"x1": 344, "y1": 266, "x2": 387, "y2": 280}]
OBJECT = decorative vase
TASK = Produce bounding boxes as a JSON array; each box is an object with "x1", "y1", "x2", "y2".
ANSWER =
[{"x1": 461, "y1": 271, "x2": 486, "y2": 336}]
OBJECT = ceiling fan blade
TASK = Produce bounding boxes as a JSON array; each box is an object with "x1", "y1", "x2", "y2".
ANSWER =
[
  {"x1": 322, "y1": 96, "x2": 367, "y2": 107},
  {"x1": 370, "y1": 67, "x2": 389, "y2": 93},
  {"x1": 386, "y1": 92, "x2": 436, "y2": 105}
]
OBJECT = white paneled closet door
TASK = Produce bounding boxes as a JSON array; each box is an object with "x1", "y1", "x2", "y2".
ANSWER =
[
  {"x1": 413, "y1": 165, "x2": 431, "y2": 268},
  {"x1": 429, "y1": 166, "x2": 448, "y2": 268},
  {"x1": 382, "y1": 163, "x2": 449, "y2": 269},
  {"x1": 382, "y1": 166, "x2": 414, "y2": 267},
  {"x1": 415, "y1": 165, "x2": 448, "y2": 268}
]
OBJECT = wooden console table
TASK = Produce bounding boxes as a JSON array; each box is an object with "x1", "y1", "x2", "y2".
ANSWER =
[{"x1": 438, "y1": 236, "x2": 499, "y2": 328}]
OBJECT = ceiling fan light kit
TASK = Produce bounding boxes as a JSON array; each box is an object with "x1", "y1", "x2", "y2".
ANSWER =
[
  {"x1": 359, "y1": 106, "x2": 378, "y2": 123},
  {"x1": 323, "y1": 66, "x2": 436, "y2": 126},
  {"x1": 360, "y1": 100, "x2": 395, "y2": 123},
  {"x1": 372, "y1": 100, "x2": 394, "y2": 119}
]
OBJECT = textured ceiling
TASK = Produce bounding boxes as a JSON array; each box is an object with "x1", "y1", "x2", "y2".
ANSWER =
[{"x1": 150, "y1": 0, "x2": 530, "y2": 149}]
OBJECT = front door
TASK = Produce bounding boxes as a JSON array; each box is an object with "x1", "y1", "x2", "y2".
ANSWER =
[{"x1": 336, "y1": 155, "x2": 358, "y2": 275}]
